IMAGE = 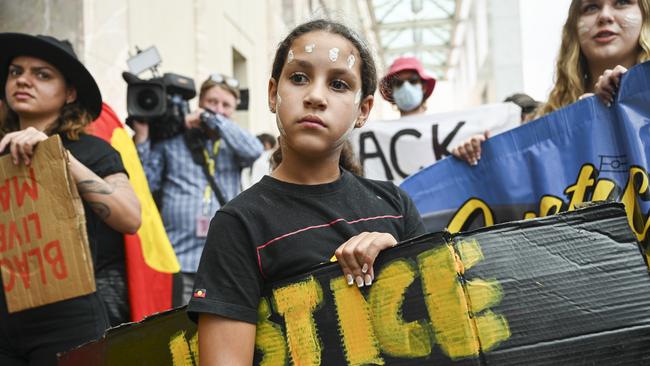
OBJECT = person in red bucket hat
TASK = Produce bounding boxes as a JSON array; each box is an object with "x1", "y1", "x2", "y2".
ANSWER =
[{"x1": 380, "y1": 56, "x2": 436, "y2": 117}]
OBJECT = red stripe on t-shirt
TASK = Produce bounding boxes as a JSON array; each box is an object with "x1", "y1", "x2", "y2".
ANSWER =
[{"x1": 255, "y1": 215, "x2": 403, "y2": 278}]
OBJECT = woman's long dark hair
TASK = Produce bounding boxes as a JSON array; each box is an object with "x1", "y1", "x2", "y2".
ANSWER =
[{"x1": 1, "y1": 100, "x2": 92, "y2": 139}]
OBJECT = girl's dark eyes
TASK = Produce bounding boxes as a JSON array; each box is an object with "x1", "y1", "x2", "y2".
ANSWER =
[
  {"x1": 615, "y1": 0, "x2": 633, "y2": 6},
  {"x1": 331, "y1": 79, "x2": 350, "y2": 91},
  {"x1": 289, "y1": 73, "x2": 308, "y2": 84},
  {"x1": 288, "y1": 73, "x2": 351, "y2": 91}
]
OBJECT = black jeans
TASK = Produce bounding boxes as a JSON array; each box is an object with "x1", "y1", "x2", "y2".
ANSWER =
[
  {"x1": 96, "y1": 268, "x2": 130, "y2": 327},
  {"x1": 172, "y1": 272, "x2": 196, "y2": 308},
  {"x1": 0, "y1": 292, "x2": 109, "y2": 366}
]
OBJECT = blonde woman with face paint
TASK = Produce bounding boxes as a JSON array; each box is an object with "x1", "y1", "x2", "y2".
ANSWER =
[
  {"x1": 543, "y1": 0, "x2": 649, "y2": 113},
  {"x1": 452, "y1": 0, "x2": 650, "y2": 166},
  {"x1": 187, "y1": 19, "x2": 425, "y2": 365}
]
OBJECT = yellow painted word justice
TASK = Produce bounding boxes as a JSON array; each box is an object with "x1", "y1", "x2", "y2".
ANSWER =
[
  {"x1": 168, "y1": 241, "x2": 509, "y2": 365},
  {"x1": 254, "y1": 240, "x2": 509, "y2": 366}
]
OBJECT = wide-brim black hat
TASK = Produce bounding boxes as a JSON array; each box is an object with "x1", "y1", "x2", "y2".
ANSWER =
[{"x1": 0, "y1": 33, "x2": 102, "y2": 119}]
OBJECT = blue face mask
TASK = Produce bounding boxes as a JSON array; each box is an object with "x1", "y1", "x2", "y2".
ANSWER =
[{"x1": 392, "y1": 81, "x2": 423, "y2": 112}]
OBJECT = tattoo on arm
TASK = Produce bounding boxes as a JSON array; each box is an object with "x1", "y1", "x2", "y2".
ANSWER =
[
  {"x1": 77, "y1": 179, "x2": 115, "y2": 195},
  {"x1": 78, "y1": 173, "x2": 130, "y2": 221},
  {"x1": 88, "y1": 201, "x2": 111, "y2": 220}
]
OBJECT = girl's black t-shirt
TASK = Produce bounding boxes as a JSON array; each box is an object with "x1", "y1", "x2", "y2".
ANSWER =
[
  {"x1": 62, "y1": 134, "x2": 127, "y2": 273},
  {"x1": 188, "y1": 169, "x2": 426, "y2": 324}
]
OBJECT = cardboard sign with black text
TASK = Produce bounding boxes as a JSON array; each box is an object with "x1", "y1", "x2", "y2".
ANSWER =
[
  {"x1": 0, "y1": 135, "x2": 95, "y2": 313},
  {"x1": 351, "y1": 103, "x2": 520, "y2": 184}
]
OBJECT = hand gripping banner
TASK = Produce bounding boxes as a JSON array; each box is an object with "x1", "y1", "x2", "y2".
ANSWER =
[{"x1": 401, "y1": 61, "x2": 650, "y2": 260}]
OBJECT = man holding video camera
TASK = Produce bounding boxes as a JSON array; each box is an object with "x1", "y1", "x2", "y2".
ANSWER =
[{"x1": 133, "y1": 74, "x2": 263, "y2": 306}]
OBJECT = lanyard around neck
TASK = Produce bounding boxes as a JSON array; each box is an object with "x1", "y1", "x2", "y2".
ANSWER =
[{"x1": 202, "y1": 140, "x2": 222, "y2": 212}]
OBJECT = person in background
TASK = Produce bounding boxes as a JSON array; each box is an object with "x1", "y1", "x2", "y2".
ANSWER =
[
  {"x1": 257, "y1": 133, "x2": 276, "y2": 151},
  {"x1": 504, "y1": 93, "x2": 541, "y2": 124},
  {"x1": 452, "y1": 0, "x2": 649, "y2": 166},
  {"x1": 133, "y1": 74, "x2": 263, "y2": 307},
  {"x1": 452, "y1": 93, "x2": 541, "y2": 164},
  {"x1": 0, "y1": 32, "x2": 141, "y2": 365},
  {"x1": 241, "y1": 133, "x2": 277, "y2": 190},
  {"x1": 379, "y1": 56, "x2": 437, "y2": 117}
]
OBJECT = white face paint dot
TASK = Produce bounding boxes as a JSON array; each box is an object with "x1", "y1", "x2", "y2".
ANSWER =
[
  {"x1": 347, "y1": 54, "x2": 356, "y2": 69},
  {"x1": 329, "y1": 48, "x2": 339, "y2": 62},
  {"x1": 305, "y1": 43, "x2": 315, "y2": 53},
  {"x1": 287, "y1": 50, "x2": 294, "y2": 63}
]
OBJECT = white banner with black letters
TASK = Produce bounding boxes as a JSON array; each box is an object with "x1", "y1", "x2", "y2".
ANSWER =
[{"x1": 351, "y1": 103, "x2": 521, "y2": 183}]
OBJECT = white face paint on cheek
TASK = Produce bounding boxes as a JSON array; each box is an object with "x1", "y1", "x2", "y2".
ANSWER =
[
  {"x1": 621, "y1": 13, "x2": 641, "y2": 28},
  {"x1": 334, "y1": 117, "x2": 358, "y2": 146},
  {"x1": 354, "y1": 90, "x2": 362, "y2": 105},
  {"x1": 335, "y1": 96, "x2": 363, "y2": 146},
  {"x1": 287, "y1": 50, "x2": 294, "y2": 64},
  {"x1": 275, "y1": 114, "x2": 286, "y2": 135},
  {"x1": 275, "y1": 92, "x2": 286, "y2": 134},
  {"x1": 577, "y1": 21, "x2": 590, "y2": 35},
  {"x1": 305, "y1": 43, "x2": 315, "y2": 53},
  {"x1": 347, "y1": 54, "x2": 356, "y2": 69},
  {"x1": 329, "y1": 48, "x2": 339, "y2": 62}
]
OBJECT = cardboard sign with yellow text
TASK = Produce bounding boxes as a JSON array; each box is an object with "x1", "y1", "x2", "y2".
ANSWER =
[
  {"x1": 60, "y1": 203, "x2": 650, "y2": 365},
  {"x1": 0, "y1": 135, "x2": 95, "y2": 312}
]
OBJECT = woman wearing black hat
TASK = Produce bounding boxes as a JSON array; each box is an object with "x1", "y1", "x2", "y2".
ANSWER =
[{"x1": 0, "y1": 33, "x2": 141, "y2": 365}]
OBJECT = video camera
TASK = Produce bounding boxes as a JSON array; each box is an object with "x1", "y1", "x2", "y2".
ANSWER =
[{"x1": 123, "y1": 46, "x2": 196, "y2": 143}]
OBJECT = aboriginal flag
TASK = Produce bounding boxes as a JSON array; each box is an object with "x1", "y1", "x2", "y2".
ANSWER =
[{"x1": 91, "y1": 103, "x2": 180, "y2": 321}]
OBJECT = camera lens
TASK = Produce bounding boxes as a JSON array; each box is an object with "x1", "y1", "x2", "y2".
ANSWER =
[{"x1": 137, "y1": 88, "x2": 160, "y2": 111}]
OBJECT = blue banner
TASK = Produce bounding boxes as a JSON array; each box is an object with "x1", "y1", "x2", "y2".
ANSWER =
[{"x1": 401, "y1": 61, "x2": 650, "y2": 249}]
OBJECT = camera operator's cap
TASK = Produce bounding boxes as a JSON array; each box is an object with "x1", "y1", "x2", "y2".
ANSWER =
[
  {"x1": 0, "y1": 32, "x2": 102, "y2": 119},
  {"x1": 379, "y1": 56, "x2": 436, "y2": 103}
]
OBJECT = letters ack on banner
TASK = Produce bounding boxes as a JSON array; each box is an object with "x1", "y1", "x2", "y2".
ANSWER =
[
  {"x1": 59, "y1": 202, "x2": 650, "y2": 365},
  {"x1": 350, "y1": 102, "x2": 520, "y2": 184},
  {"x1": 0, "y1": 135, "x2": 95, "y2": 313}
]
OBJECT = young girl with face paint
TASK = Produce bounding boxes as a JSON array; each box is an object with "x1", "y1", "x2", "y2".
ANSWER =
[
  {"x1": 452, "y1": 0, "x2": 650, "y2": 165},
  {"x1": 187, "y1": 19, "x2": 425, "y2": 364}
]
